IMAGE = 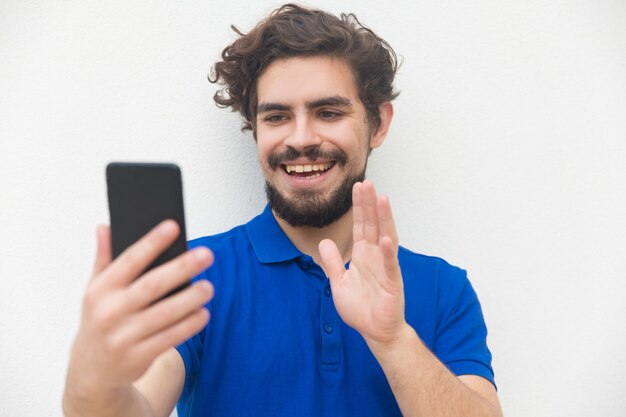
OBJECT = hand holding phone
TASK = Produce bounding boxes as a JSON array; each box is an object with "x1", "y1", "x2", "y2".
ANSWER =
[
  {"x1": 66, "y1": 221, "x2": 214, "y2": 392},
  {"x1": 63, "y1": 163, "x2": 215, "y2": 403}
]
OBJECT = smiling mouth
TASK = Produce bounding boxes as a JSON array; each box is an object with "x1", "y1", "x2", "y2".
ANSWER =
[{"x1": 282, "y1": 161, "x2": 336, "y2": 178}]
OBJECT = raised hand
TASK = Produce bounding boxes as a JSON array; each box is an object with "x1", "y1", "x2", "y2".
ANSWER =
[
  {"x1": 67, "y1": 220, "x2": 214, "y2": 393},
  {"x1": 319, "y1": 179, "x2": 406, "y2": 349}
]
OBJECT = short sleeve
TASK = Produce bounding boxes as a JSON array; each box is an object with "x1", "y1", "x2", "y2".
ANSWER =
[
  {"x1": 433, "y1": 264, "x2": 496, "y2": 388},
  {"x1": 175, "y1": 241, "x2": 212, "y2": 390},
  {"x1": 174, "y1": 263, "x2": 211, "y2": 417},
  {"x1": 176, "y1": 327, "x2": 204, "y2": 388}
]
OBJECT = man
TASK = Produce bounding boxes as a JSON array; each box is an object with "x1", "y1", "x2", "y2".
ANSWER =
[{"x1": 63, "y1": 4, "x2": 502, "y2": 417}]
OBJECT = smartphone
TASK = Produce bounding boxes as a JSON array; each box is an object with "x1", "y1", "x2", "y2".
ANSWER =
[{"x1": 106, "y1": 162, "x2": 190, "y2": 297}]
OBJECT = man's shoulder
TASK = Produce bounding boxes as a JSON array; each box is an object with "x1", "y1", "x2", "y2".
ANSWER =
[
  {"x1": 187, "y1": 222, "x2": 250, "y2": 252},
  {"x1": 397, "y1": 246, "x2": 470, "y2": 295},
  {"x1": 398, "y1": 246, "x2": 467, "y2": 277}
]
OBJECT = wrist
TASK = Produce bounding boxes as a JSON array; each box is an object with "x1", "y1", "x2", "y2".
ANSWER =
[
  {"x1": 63, "y1": 346, "x2": 129, "y2": 415},
  {"x1": 63, "y1": 371, "x2": 137, "y2": 417},
  {"x1": 63, "y1": 381, "x2": 127, "y2": 417},
  {"x1": 365, "y1": 322, "x2": 418, "y2": 360}
]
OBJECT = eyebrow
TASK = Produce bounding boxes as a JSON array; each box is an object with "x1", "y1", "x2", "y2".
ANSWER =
[
  {"x1": 307, "y1": 96, "x2": 353, "y2": 109},
  {"x1": 257, "y1": 95, "x2": 353, "y2": 114}
]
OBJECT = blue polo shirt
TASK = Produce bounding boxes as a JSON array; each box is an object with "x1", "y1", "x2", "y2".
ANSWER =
[{"x1": 176, "y1": 205, "x2": 494, "y2": 417}]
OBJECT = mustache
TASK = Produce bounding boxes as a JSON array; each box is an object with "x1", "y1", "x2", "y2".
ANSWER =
[{"x1": 267, "y1": 146, "x2": 347, "y2": 170}]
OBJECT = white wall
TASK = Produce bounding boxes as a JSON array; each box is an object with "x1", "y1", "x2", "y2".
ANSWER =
[{"x1": 1, "y1": 1, "x2": 625, "y2": 416}]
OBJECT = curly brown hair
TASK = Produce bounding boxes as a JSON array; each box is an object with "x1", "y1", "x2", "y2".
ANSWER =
[{"x1": 210, "y1": 3, "x2": 400, "y2": 136}]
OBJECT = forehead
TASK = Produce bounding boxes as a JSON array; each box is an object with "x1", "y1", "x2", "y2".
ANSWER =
[{"x1": 257, "y1": 56, "x2": 359, "y2": 105}]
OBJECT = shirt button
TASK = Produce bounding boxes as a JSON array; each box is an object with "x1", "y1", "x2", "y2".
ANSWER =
[
  {"x1": 300, "y1": 262, "x2": 310, "y2": 270},
  {"x1": 324, "y1": 286, "x2": 331, "y2": 297},
  {"x1": 323, "y1": 322, "x2": 334, "y2": 334}
]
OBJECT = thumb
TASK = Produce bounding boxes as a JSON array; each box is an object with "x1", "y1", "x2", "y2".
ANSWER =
[
  {"x1": 318, "y1": 239, "x2": 345, "y2": 285},
  {"x1": 91, "y1": 224, "x2": 112, "y2": 280}
]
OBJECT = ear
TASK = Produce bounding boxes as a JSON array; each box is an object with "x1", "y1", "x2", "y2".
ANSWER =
[{"x1": 370, "y1": 102, "x2": 394, "y2": 149}]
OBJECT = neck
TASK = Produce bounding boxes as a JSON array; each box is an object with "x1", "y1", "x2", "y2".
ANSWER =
[{"x1": 273, "y1": 208, "x2": 353, "y2": 268}]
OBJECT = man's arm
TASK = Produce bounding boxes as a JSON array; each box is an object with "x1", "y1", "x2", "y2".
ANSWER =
[
  {"x1": 319, "y1": 180, "x2": 502, "y2": 417},
  {"x1": 63, "y1": 348, "x2": 185, "y2": 417},
  {"x1": 135, "y1": 348, "x2": 187, "y2": 417},
  {"x1": 369, "y1": 325, "x2": 502, "y2": 417},
  {"x1": 63, "y1": 222, "x2": 213, "y2": 417}
]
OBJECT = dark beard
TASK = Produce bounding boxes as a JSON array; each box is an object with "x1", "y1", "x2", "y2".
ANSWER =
[
  {"x1": 265, "y1": 167, "x2": 366, "y2": 228},
  {"x1": 265, "y1": 145, "x2": 367, "y2": 228}
]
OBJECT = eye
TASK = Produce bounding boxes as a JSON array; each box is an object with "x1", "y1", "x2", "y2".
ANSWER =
[
  {"x1": 318, "y1": 110, "x2": 341, "y2": 120},
  {"x1": 263, "y1": 113, "x2": 288, "y2": 124}
]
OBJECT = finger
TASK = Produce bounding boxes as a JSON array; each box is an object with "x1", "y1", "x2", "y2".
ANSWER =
[
  {"x1": 124, "y1": 247, "x2": 214, "y2": 312},
  {"x1": 113, "y1": 280, "x2": 214, "y2": 344},
  {"x1": 318, "y1": 239, "x2": 345, "y2": 286},
  {"x1": 91, "y1": 225, "x2": 112, "y2": 281},
  {"x1": 352, "y1": 182, "x2": 365, "y2": 242},
  {"x1": 377, "y1": 195, "x2": 399, "y2": 249},
  {"x1": 133, "y1": 307, "x2": 210, "y2": 362},
  {"x1": 381, "y1": 236, "x2": 402, "y2": 286},
  {"x1": 101, "y1": 220, "x2": 180, "y2": 289},
  {"x1": 361, "y1": 179, "x2": 380, "y2": 244}
]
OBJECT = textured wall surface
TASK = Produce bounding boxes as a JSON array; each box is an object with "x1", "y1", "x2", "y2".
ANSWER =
[{"x1": 1, "y1": 1, "x2": 625, "y2": 416}]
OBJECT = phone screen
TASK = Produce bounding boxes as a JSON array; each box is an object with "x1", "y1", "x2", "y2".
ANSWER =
[{"x1": 106, "y1": 162, "x2": 189, "y2": 294}]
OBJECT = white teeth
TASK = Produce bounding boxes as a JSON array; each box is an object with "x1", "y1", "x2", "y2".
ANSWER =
[{"x1": 285, "y1": 162, "x2": 333, "y2": 174}]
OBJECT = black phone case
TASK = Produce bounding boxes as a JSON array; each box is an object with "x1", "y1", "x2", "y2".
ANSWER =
[{"x1": 106, "y1": 162, "x2": 189, "y2": 295}]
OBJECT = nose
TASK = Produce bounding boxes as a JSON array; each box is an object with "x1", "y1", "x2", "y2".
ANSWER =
[{"x1": 283, "y1": 114, "x2": 322, "y2": 150}]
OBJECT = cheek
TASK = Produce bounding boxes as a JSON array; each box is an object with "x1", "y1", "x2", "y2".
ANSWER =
[
  {"x1": 318, "y1": 123, "x2": 362, "y2": 150},
  {"x1": 255, "y1": 145, "x2": 273, "y2": 175},
  {"x1": 256, "y1": 134, "x2": 275, "y2": 160},
  {"x1": 317, "y1": 120, "x2": 352, "y2": 138},
  {"x1": 256, "y1": 126, "x2": 288, "y2": 155},
  {"x1": 339, "y1": 126, "x2": 369, "y2": 157}
]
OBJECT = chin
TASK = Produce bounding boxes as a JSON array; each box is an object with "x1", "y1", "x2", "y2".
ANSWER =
[{"x1": 265, "y1": 170, "x2": 363, "y2": 228}]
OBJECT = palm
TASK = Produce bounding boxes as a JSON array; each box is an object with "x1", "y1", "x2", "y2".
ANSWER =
[{"x1": 319, "y1": 180, "x2": 405, "y2": 346}]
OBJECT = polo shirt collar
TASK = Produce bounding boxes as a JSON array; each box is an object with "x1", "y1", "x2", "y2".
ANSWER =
[{"x1": 246, "y1": 204, "x2": 303, "y2": 263}]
